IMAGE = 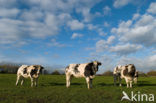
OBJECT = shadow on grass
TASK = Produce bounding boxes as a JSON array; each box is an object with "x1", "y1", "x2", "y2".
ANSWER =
[
  {"x1": 137, "y1": 81, "x2": 156, "y2": 87},
  {"x1": 98, "y1": 83, "x2": 115, "y2": 86},
  {"x1": 41, "y1": 82, "x2": 84, "y2": 86}
]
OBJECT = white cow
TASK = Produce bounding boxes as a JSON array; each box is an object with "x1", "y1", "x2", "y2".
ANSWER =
[
  {"x1": 113, "y1": 65, "x2": 122, "y2": 86},
  {"x1": 65, "y1": 61, "x2": 101, "y2": 89},
  {"x1": 16, "y1": 65, "x2": 44, "y2": 87},
  {"x1": 113, "y1": 64, "x2": 137, "y2": 88}
]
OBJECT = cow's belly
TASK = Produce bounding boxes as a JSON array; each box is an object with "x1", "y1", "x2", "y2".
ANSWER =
[
  {"x1": 22, "y1": 74, "x2": 30, "y2": 78},
  {"x1": 32, "y1": 74, "x2": 39, "y2": 78},
  {"x1": 73, "y1": 73, "x2": 84, "y2": 78}
]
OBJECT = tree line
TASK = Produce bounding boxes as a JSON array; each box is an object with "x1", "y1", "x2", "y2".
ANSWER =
[{"x1": 0, "y1": 64, "x2": 156, "y2": 76}]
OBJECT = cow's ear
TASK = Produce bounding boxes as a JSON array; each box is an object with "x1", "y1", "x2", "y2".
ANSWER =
[
  {"x1": 98, "y1": 62, "x2": 102, "y2": 65},
  {"x1": 34, "y1": 65, "x2": 41, "y2": 69},
  {"x1": 33, "y1": 65, "x2": 38, "y2": 69},
  {"x1": 41, "y1": 66, "x2": 44, "y2": 70}
]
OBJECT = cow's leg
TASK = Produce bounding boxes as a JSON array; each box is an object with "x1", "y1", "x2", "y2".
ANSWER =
[
  {"x1": 134, "y1": 78, "x2": 137, "y2": 84},
  {"x1": 30, "y1": 78, "x2": 34, "y2": 87},
  {"x1": 16, "y1": 75, "x2": 21, "y2": 86},
  {"x1": 113, "y1": 74, "x2": 117, "y2": 86},
  {"x1": 34, "y1": 78, "x2": 38, "y2": 87},
  {"x1": 90, "y1": 78, "x2": 93, "y2": 88},
  {"x1": 125, "y1": 78, "x2": 129, "y2": 88},
  {"x1": 66, "y1": 74, "x2": 71, "y2": 88},
  {"x1": 86, "y1": 77, "x2": 90, "y2": 89},
  {"x1": 119, "y1": 77, "x2": 122, "y2": 86},
  {"x1": 130, "y1": 80, "x2": 133, "y2": 88},
  {"x1": 21, "y1": 77, "x2": 24, "y2": 85}
]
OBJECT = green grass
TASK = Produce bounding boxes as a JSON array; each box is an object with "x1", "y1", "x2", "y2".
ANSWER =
[{"x1": 0, "y1": 74, "x2": 156, "y2": 103}]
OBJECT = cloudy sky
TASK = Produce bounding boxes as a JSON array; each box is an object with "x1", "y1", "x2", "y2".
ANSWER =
[{"x1": 0, "y1": 0, "x2": 156, "y2": 73}]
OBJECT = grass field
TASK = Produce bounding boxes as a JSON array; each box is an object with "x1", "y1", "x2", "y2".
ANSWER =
[{"x1": 0, "y1": 74, "x2": 156, "y2": 103}]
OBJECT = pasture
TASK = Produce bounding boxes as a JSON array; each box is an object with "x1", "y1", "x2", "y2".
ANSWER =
[{"x1": 0, "y1": 74, "x2": 156, "y2": 103}]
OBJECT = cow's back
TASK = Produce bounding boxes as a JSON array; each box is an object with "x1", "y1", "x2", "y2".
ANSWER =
[
  {"x1": 17, "y1": 65, "x2": 28, "y2": 74},
  {"x1": 66, "y1": 63, "x2": 88, "y2": 77},
  {"x1": 122, "y1": 64, "x2": 136, "y2": 77}
]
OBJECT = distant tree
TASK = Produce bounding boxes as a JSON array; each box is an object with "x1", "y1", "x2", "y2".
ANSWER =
[
  {"x1": 43, "y1": 69, "x2": 50, "y2": 75},
  {"x1": 0, "y1": 64, "x2": 19, "y2": 74},
  {"x1": 147, "y1": 70, "x2": 156, "y2": 76},
  {"x1": 102, "y1": 70, "x2": 113, "y2": 76},
  {"x1": 51, "y1": 70, "x2": 61, "y2": 75},
  {"x1": 138, "y1": 71, "x2": 147, "y2": 77}
]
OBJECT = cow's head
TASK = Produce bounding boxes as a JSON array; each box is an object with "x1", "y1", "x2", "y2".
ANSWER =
[
  {"x1": 32, "y1": 65, "x2": 44, "y2": 75},
  {"x1": 92, "y1": 61, "x2": 102, "y2": 72}
]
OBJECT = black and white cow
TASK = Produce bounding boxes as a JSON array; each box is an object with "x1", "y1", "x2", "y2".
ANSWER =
[
  {"x1": 16, "y1": 65, "x2": 44, "y2": 87},
  {"x1": 113, "y1": 64, "x2": 137, "y2": 88},
  {"x1": 65, "y1": 61, "x2": 101, "y2": 89}
]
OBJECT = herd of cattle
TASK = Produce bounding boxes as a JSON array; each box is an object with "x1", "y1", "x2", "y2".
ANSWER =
[{"x1": 15, "y1": 61, "x2": 138, "y2": 89}]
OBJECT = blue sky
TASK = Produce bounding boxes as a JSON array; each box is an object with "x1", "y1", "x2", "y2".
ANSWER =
[{"x1": 0, "y1": 0, "x2": 156, "y2": 73}]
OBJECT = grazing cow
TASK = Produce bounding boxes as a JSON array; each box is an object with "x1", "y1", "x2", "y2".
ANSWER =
[
  {"x1": 65, "y1": 61, "x2": 101, "y2": 89},
  {"x1": 113, "y1": 65, "x2": 122, "y2": 86},
  {"x1": 113, "y1": 64, "x2": 137, "y2": 88},
  {"x1": 16, "y1": 65, "x2": 44, "y2": 87}
]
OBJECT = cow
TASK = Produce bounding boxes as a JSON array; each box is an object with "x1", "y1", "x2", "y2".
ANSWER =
[
  {"x1": 113, "y1": 64, "x2": 137, "y2": 88},
  {"x1": 16, "y1": 65, "x2": 44, "y2": 87},
  {"x1": 65, "y1": 61, "x2": 101, "y2": 89},
  {"x1": 113, "y1": 65, "x2": 122, "y2": 86}
]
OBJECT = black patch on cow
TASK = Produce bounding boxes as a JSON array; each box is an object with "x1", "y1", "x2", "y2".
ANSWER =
[
  {"x1": 84, "y1": 62, "x2": 94, "y2": 77},
  {"x1": 123, "y1": 64, "x2": 136, "y2": 77},
  {"x1": 123, "y1": 68, "x2": 128, "y2": 76},
  {"x1": 23, "y1": 66, "x2": 29, "y2": 74},
  {"x1": 65, "y1": 66, "x2": 69, "y2": 70},
  {"x1": 30, "y1": 68, "x2": 38, "y2": 76},
  {"x1": 23, "y1": 67, "x2": 27, "y2": 74},
  {"x1": 135, "y1": 72, "x2": 138, "y2": 77},
  {"x1": 65, "y1": 66, "x2": 69, "y2": 73},
  {"x1": 74, "y1": 64, "x2": 80, "y2": 74}
]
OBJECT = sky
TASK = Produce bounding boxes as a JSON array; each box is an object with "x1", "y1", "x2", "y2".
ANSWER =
[{"x1": 0, "y1": 0, "x2": 156, "y2": 73}]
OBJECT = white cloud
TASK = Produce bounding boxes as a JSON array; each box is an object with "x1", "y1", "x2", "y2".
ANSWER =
[
  {"x1": 132, "y1": 13, "x2": 140, "y2": 20},
  {"x1": 96, "y1": 35, "x2": 115, "y2": 52},
  {"x1": 96, "y1": 39, "x2": 109, "y2": 52},
  {"x1": 47, "y1": 39, "x2": 66, "y2": 47},
  {"x1": 0, "y1": 0, "x2": 17, "y2": 8},
  {"x1": 111, "y1": 13, "x2": 156, "y2": 47},
  {"x1": 87, "y1": 24, "x2": 97, "y2": 30},
  {"x1": 113, "y1": 0, "x2": 131, "y2": 8},
  {"x1": 107, "y1": 35, "x2": 115, "y2": 44},
  {"x1": 104, "y1": 22, "x2": 110, "y2": 27},
  {"x1": 76, "y1": 7, "x2": 93, "y2": 22},
  {"x1": 20, "y1": 9, "x2": 44, "y2": 21},
  {"x1": 118, "y1": 55, "x2": 156, "y2": 72},
  {"x1": 0, "y1": 18, "x2": 23, "y2": 44},
  {"x1": 147, "y1": 2, "x2": 156, "y2": 14},
  {"x1": 98, "y1": 28, "x2": 107, "y2": 36},
  {"x1": 28, "y1": 0, "x2": 101, "y2": 22},
  {"x1": 110, "y1": 43, "x2": 142, "y2": 55},
  {"x1": 103, "y1": 6, "x2": 111, "y2": 15},
  {"x1": 71, "y1": 33, "x2": 83, "y2": 39},
  {"x1": 0, "y1": 8, "x2": 19, "y2": 18},
  {"x1": 0, "y1": 0, "x2": 101, "y2": 45},
  {"x1": 67, "y1": 20, "x2": 84, "y2": 30},
  {"x1": 136, "y1": 14, "x2": 154, "y2": 26}
]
